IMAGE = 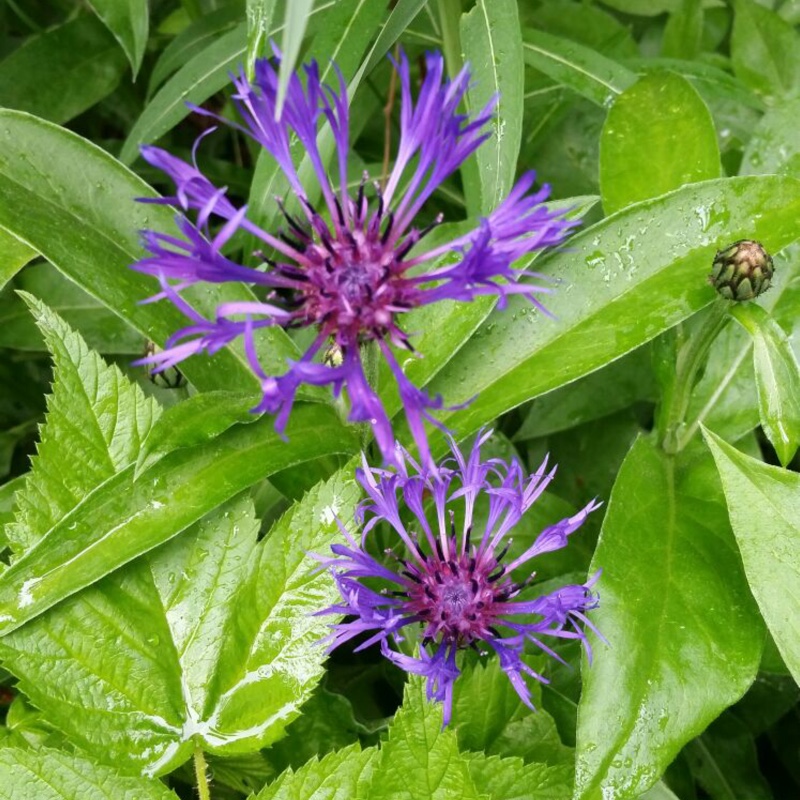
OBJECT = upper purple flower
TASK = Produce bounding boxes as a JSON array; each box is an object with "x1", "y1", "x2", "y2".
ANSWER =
[
  {"x1": 315, "y1": 432, "x2": 602, "y2": 725},
  {"x1": 133, "y1": 51, "x2": 576, "y2": 467}
]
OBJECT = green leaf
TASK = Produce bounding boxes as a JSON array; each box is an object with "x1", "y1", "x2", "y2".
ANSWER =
[
  {"x1": 87, "y1": 0, "x2": 149, "y2": 77},
  {"x1": 135, "y1": 390, "x2": 259, "y2": 475},
  {"x1": 522, "y1": 29, "x2": 636, "y2": 107},
  {"x1": 0, "y1": 263, "x2": 143, "y2": 354},
  {"x1": 741, "y1": 96, "x2": 800, "y2": 177},
  {"x1": 730, "y1": 303, "x2": 800, "y2": 466},
  {"x1": 703, "y1": 429, "x2": 800, "y2": 685},
  {"x1": 0, "y1": 16, "x2": 127, "y2": 124},
  {"x1": 423, "y1": 176, "x2": 800, "y2": 445},
  {"x1": 4, "y1": 295, "x2": 160, "y2": 556},
  {"x1": 661, "y1": 0, "x2": 703, "y2": 60},
  {"x1": 0, "y1": 109, "x2": 301, "y2": 394},
  {"x1": 0, "y1": 228, "x2": 37, "y2": 293},
  {"x1": 600, "y1": 72, "x2": 720, "y2": 214},
  {"x1": 148, "y1": 4, "x2": 244, "y2": 97},
  {"x1": 369, "y1": 676, "x2": 483, "y2": 800},
  {"x1": 574, "y1": 437, "x2": 763, "y2": 800},
  {"x1": 465, "y1": 751, "x2": 573, "y2": 800},
  {"x1": 0, "y1": 400, "x2": 357, "y2": 635},
  {"x1": 460, "y1": 0, "x2": 524, "y2": 213},
  {"x1": 247, "y1": 0, "x2": 279, "y2": 77},
  {"x1": 731, "y1": 0, "x2": 800, "y2": 101},
  {"x1": 199, "y1": 466, "x2": 362, "y2": 753},
  {"x1": 253, "y1": 743, "x2": 376, "y2": 800},
  {"x1": 275, "y1": 0, "x2": 314, "y2": 118},
  {"x1": 0, "y1": 475, "x2": 24, "y2": 534},
  {"x1": 599, "y1": 0, "x2": 677, "y2": 14},
  {"x1": 0, "y1": 747, "x2": 179, "y2": 799}
]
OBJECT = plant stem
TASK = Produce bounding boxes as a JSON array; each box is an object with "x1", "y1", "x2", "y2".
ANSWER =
[
  {"x1": 658, "y1": 298, "x2": 730, "y2": 454},
  {"x1": 194, "y1": 746, "x2": 211, "y2": 800}
]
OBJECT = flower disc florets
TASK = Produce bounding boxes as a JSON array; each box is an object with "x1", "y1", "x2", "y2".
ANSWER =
[
  {"x1": 316, "y1": 432, "x2": 603, "y2": 724},
  {"x1": 132, "y1": 50, "x2": 576, "y2": 468}
]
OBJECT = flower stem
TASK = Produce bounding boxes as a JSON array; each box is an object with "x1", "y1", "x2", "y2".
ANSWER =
[
  {"x1": 657, "y1": 298, "x2": 730, "y2": 454},
  {"x1": 194, "y1": 746, "x2": 211, "y2": 800}
]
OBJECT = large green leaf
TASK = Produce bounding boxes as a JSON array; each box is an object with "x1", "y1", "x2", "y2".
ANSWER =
[
  {"x1": 703, "y1": 430, "x2": 800, "y2": 685},
  {"x1": 0, "y1": 109, "x2": 301, "y2": 393},
  {"x1": 574, "y1": 437, "x2": 763, "y2": 800},
  {"x1": 600, "y1": 72, "x2": 720, "y2": 214},
  {"x1": 730, "y1": 303, "x2": 800, "y2": 466},
  {"x1": 4, "y1": 296, "x2": 159, "y2": 556},
  {"x1": 741, "y1": 96, "x2": 800, "y2": 177},
  {"x1": 0, "y1": 264, "x2": 143, "y2": 354},
  {"x1": 731, "y1": 0, "x2": 800, "y2": 101},
  {"x1": 522, "y1": 29, "x2": 636, "y2": 107},
  {"x1": 0, "y1": 227, "x2": 37, "y2": 293},
  {"x1": 461, "y1": 0, "x2": 524, "y2": 214},
  {"x1": 0, "y1": 16, "x2": 127, "y2": 124},
  {"x1": 422, "y1": 176, "x2": 800, "y2": 445},
  {"x1": 87, "y1": 0, "x2": 149, "y2": 77},
  {"x1": 0, "y1": 747, "x2": 179, "y2": 799}
]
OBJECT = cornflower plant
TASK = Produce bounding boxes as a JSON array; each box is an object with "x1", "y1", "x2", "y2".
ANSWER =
[
  {"x1": 133, "y1": 50, "x2": 575, "y2": 466},
  {"x1": 317, "y1": 432, "x2": 602, "y2": 724}
]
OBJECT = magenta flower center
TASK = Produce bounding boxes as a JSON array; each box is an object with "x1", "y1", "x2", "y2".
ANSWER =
[{"x1": 405, "y1": 548, "x2": 510, "y2": 646}]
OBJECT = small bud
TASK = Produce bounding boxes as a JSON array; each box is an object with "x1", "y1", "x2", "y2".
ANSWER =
[{"x1": 710, "y1": 240, "x2": 774, "y2": 301}]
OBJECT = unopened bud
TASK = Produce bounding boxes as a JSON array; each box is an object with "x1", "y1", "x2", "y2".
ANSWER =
[{"x1": 710, "y1": 240, "x2": 773, "y2": 301}]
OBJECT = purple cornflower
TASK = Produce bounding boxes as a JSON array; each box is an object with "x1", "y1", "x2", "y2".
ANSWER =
[
  {"x1": 316, "y1": 432, "x2": 602, "y2": 725},
  {"x1": 133, "y1": 51, "x2": 576, "y2": 467}
]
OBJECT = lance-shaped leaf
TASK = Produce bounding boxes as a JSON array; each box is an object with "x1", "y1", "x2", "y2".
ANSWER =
[
  {"x1": 703, "y1": 429, "x2": 800, "y2": 685},
  {"x1": 4, "y1": 295, "x2": 160, "y2": 556},
  {"x1": 1, "y1": 468, "x2": 362, "y2": 775},
  {"x1": 0, "y1": 308, "x2": 357, "y2": 635},
  {"x1": 730, "y1": 303, "x2": 800, "y2": 466},
  {"x1": 423, "y1": 175, "x2": 800, "y2": 446},
  {"x1": 87, "y1": 0, "x2": 149, "y2": 77},
  {"x1": 0, "y1": 228, "x2": 37, "y2": 293},
  {"x1": 0, "y1": 110, "x2": 302, "y2": 394},
  {"x1": 574, "y1": 436, "x2": 763, "y2": 800},
  {"x1": 0, "y1": 747, "x2": 179, "y2": 800}
]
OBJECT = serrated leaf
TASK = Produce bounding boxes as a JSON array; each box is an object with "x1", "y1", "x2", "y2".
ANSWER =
[
  {"x1": 200, "y1": 467, "x2": 362, "y2": 754},
  {"x1": 703, "y1": 429, "x2": 800, "y2": 685},
  {"x1": 0, "y1": 747, "x2": 179, "y2": 800},
  {"x1": 5, "y1": 295, "x2": 160, "y2": 555},
  {"x1": 730, "y1": 303, "x2": 800, "y2": 466},
  {"x1": 574, "y1": 437, "x2": 763, "y2": 800},
  {"x1": 0, "y1": 109, "x2": 300, "y2": 394},
  {"x1": 87, "y1": 0, "x2": 149, "y2": 77},
  {"x1": 600, "y1": 72, "x2": 720, "y2": 214},
  {"x1": 465, "y1": 751, "x2": 572, "y2": 800},
  {"x1": 0, "y1": 16, "x2": 127, "y2": 124},
  {"x1": 461, "y1": 0, "x2": 524, "y2": 214},
  {"x1": 254, "y1": 743, "x2": 377, "y2": 800},
  {"x1": 522, "y1": 29, "x2": 636, "y2": 107},
  {"x1": 369, "y1": 676, "x2": 483, "y2": 800}
]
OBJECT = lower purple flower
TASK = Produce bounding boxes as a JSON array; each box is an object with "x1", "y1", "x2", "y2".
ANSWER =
[{"x1": 316, "y1": 432, "x2": 603, "y2": 725}]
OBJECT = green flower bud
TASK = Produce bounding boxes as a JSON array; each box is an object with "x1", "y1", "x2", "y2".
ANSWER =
[{"x1": 710, "y1": 240, "x2": 774, "y2": 301}]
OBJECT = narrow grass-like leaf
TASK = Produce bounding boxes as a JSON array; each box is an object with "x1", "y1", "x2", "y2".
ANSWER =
[
  {"x1": 600, "y1": 72, "x2": 720, "y2": 214},
  {"x1": 275, "y1": 0, "x2": 314, "y2": 118},
  {"x1": 422, "y1": 176, "x2": 800, "y2": 446},
  {"x1": 703, "y1": 428, "x2": 800, "y2": 687},
  {"x1": 522, "y1": 28, "x2": 636, "y2": 107},
  {"x1": 0, "y1": 747, "x2": 179, "y2": 799},
  {"x1": 574, "y1": 437, "x2": 763, "y2": 800},
  {"x1": 0, "y1": 110, "x2": 300, "y2": 393},
  {"x1": 247, "y1": 0, "x2": 279, "y2": 77},
  {"x1": 0, "y1": 16, "x2": 126, "y2": 124},
  {"x1": 4, "y1": 296, "x2": 159, "y2": 556},
  {"x1": 730, "y1": 303, "x2": 800, "y2": 466},
  {"x1": 460, "y1": 0, "x2": 524, "y2": 213},
  {"x1": 87, "y1": 0, "x2": 149, "y2": 77},
  {"x1": 0, "y1": 228, "x2": 37, "y2": 293}
]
